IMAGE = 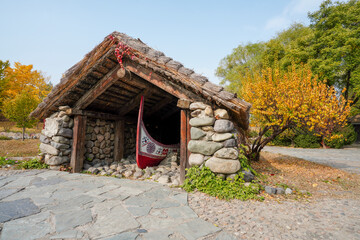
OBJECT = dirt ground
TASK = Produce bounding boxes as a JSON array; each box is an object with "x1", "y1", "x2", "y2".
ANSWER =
[
  {"x1": 254, "y1": 151, "x2": 360, "y2": 201},
  {"x1": 0, "y1": 139, "x2": 40, "y2": 157}
]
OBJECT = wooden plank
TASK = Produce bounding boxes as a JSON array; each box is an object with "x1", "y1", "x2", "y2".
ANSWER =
[
  {"x1": 66, "y1": 108, "x2": 123, "y2": 121},
  {"x1": 114, "y1": 120, "x2": 125, "y2": 161},
  {"x1": 118, "y1": 88, "x2": 151, "y2": 116},
  {"x1": 180, "y1": 110, "x2": 187, "y2": 184},
  {"x1": 70, "y1": 115, "x2": 87, "y2": 173},
  {"x1": 124, "y1": 60, "x2": 200, "y2": 101},
  {"x1": 186, "y1": 110, "x2": 191, "y2": 169},
  {"x1": 145, "y1": 97, "x2": 173, "y2": 116},
  {"x1": 73, "y1": 65, "x2": 120, "y2": 110}
]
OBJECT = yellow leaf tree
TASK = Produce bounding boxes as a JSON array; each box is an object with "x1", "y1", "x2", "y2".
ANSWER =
[
  {"x1": 3, "y1": 62, "x2": 51, "y2": 103},
  {"x1": 243, "y1": 64, "x2": 351, "y2": 161}
]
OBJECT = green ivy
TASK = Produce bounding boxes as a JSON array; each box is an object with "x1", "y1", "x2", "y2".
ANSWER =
[
  {"x1": 0, "y1": 156, "x2": 16, "y2": 166},
  {"x1": 17, "y1": 158, "x2": 49, "y2": 169},
  {"x1": 182, "y1": 166, "x2": 263, "y2": 201}
]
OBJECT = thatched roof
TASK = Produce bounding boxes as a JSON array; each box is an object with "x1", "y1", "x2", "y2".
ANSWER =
[{"x1": 30, "y1": 31, "x2": 251, "y2": 129}]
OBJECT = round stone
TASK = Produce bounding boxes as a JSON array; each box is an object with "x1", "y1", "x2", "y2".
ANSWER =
[
  {"x1": 190, "y1": 127, "x2": 206, "y2": 140},
  {"x1": 212, "y1": 133, "x2": 233, "y2": 142},
  {"x1": 205, "y1": 157, "x2": 241, "y2": 174},
  {"x1": 189, "y1": 117, "x2": 215, "y2": 127},
  {"x1": 188, "y1": 140, "x2": 223, "y2": 155},
  {"x1": 214, "y1": 148, "x2": 239, "y2": 160},
  {"x1": 214, "y1": 109, "x2": 229, "y2": 119},
  {"x1": 214, "y1": 119, "x2": 234, "y2": 133},
  {"x1": 189, "y1": 153, "x2": 205, "y2": 166}
]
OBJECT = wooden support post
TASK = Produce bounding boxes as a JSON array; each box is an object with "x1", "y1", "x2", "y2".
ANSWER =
[
  {"x1": 180, "y1": 109, "x2": 190, "y2": 184},
  {"x1": 186, "y1": 110, "x2": 191, "y2": 169},
  {"x1": 114, "y1": 120, "x2": 125, "y2": 161},
  {"x1": 70, "y1": 115, "x2": 87, "y2": 173}
]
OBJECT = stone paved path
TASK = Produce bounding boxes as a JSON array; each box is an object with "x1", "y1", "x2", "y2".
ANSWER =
[
  {"x1": 0, "y1": 170, "x2": 232, "y2": 240},
  {"x1": 263, "y1": 145, "x2": 360, "y2": 174}
]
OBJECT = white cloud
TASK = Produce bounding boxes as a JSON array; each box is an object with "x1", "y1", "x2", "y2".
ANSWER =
[{"x1": 265, "y1": 0, "x2": 324, "y2": 31}]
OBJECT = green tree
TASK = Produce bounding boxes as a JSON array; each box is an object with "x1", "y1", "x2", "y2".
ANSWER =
[
  {"x1": 308, "y1": 0, "x2": 360, "y2": 106},
  {"x1": 2, "y1": 91, "x2": 39, "y2": 140},
  {"x1": 216, "y1": 42, "x2": 266, "y2": 97}
]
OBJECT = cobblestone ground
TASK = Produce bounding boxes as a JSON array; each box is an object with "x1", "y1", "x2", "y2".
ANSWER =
[
  {"x1": 188, "y1": 192, "x2": 360, "y2": 240},
  {"x1": 1, "y1": 169, "x2": 360, "y2": 239},
  {"x1": 0, "y1": 170, "x2": 233, "y2": 240}
]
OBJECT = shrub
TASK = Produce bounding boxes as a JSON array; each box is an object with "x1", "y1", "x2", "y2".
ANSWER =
[
  {"x1": 17, "y1": 158, "x2": 48, "y2": 169},
  {"x1": 325, "y1": 125, "x2": 357, "y2": 148},
  {"x1": 182, "y1": 166, "x2": 263, "y2": 201},
  {"x1": 294, "y1": 134, "x2": 321, "y2": 148},
  {"x1": 0, "y1": 136, "x2": 11, "y2": 140}
]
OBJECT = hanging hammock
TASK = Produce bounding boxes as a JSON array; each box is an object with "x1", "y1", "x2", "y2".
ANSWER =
[{"x1": 136, "y1": 96, "x2": 179, "y2": 169}]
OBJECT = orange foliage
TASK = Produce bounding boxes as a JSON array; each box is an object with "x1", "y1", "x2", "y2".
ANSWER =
[
  {"x1": 3, "y1": 62, "x2": 51, "y2": 102},
  {"x1": 243, "y1": 64, "x2": 351, "y2": 140}
]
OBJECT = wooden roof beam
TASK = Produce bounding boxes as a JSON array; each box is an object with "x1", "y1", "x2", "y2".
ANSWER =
[
  {"x1": 73, "y1": 66, "x2": 125, "y2": 110},
  {"x1": 124, "y1": 59, "x2": 202, "y2": 101},
  {"x1": 118, "y1": 88, "x2": 152, "y2": 116},
  {"x1": 145, "y1": 97, "x2": 174, "y2": 117}
]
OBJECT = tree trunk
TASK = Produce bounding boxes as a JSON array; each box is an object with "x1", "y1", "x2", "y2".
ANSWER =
[{"x1": 22, "y1": 127, "x2": 25, "y2": 141}]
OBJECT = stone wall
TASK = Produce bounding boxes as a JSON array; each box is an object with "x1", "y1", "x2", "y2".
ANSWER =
[
  {"x1": 124, "y1": 123, "x2": 136, "y2": 157},
  {"x1": 84, "y1": 118, "x2": 115, "y2": 166},
  {"x1": 39, "y1": 106, "x2": 74, "y2": 169},
  {"x1": 187, "y1": 102, "x2": 242, "y2": 178}
]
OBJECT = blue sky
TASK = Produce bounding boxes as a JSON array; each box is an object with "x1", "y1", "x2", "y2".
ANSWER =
[{"x1": 0, "y1": 0, "x2": 323, "y2": 85}]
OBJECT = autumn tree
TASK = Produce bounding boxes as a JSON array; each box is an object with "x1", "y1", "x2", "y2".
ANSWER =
[
  {"x1": 243, "y1": 64, "x2": 351, "y2": 161},
  {"x1": 2, "y1": 91, "x2": 40, "y2": 140},
  {"x1": 3, "y1": 62, "x2": 51, "y2": 103},
  {"x1": 0, "y1": 60, "x2": 10, "y2": 109}
]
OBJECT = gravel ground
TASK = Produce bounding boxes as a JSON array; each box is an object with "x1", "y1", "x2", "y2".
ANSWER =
[{"x1": 188, "y1": 192, "x2": 360, "y2": 240}]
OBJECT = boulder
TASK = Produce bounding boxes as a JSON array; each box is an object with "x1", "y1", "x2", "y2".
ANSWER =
[
  {"x1": 40, "y1": 143, "x2": 59, "y2": 156},
  {"x1": 46, "y1": 156, "x2": 69, "y2": 166},
  {"x1": 189, "y1": 153, "x2": 205, "y2": 166},
  {"x1": 204, "y1": 106, "x2": 213, "y2": 117},
  {"x1": 214, "y1": 148, "x2": 238, "y2": 160},
  {"x1": 190, "y1": 109, "x2": 203, "y2": 118},
  {"x1": 189, "y1": 116, "x2": 215, "y2": 127},
  {"x1": 57, "y1": 128, "x2": 73, "y2": 138},
  {"x1": 214, "y1": 109, "x2": 229, "y2": 120},
  {"x1": 188, "y1": 140, "x2": 223, "y2": 155},
  {"x1": 189, "y1": 102, "x2": 209, "y2": 110},
  {"x1": 212, "y1": 133, "x2": 233, "y2": 142},
  {"x1": 205, "y1": 157, "x2": 241, "y2": 174},
  {"x1": 97, "y1": 135, "x2": 105, "y2": 142},
  {"x1": 42, "y1": 118, "x2": 61, "y2": 137},
  {"x1": 190, "y1": 127, "x2": 206, "y2": 140},
  {"x1": 201, "y1": 126, "x2": 214, "y2": 131},
  {"x1": 52, "y1": 136, "x2": 70, "y2": 144},
  {"x1": 241, "y1": 170, "x2": 255, "y2": 182},
  {"x1": 51, "y1": 141, "x2": 70, "y2": 150},
  {"x1": 214, "y1": 119, "x2": 234, "y2": 133},
  {"x1": 39, "y1": 134, "x2": 50, "y2": 144},
  {"x1": 223, "y1": 139, "x2": 237, "y2": 148}
]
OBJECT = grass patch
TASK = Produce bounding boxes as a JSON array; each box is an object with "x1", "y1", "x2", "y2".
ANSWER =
[{"x1": 0, "y1": 139, "x2": 39, "y2": 157}]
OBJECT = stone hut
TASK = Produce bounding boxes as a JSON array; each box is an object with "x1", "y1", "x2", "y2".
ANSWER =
[{"x1": 30, "y1": 32, "x2": 251, "y2": 183}]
